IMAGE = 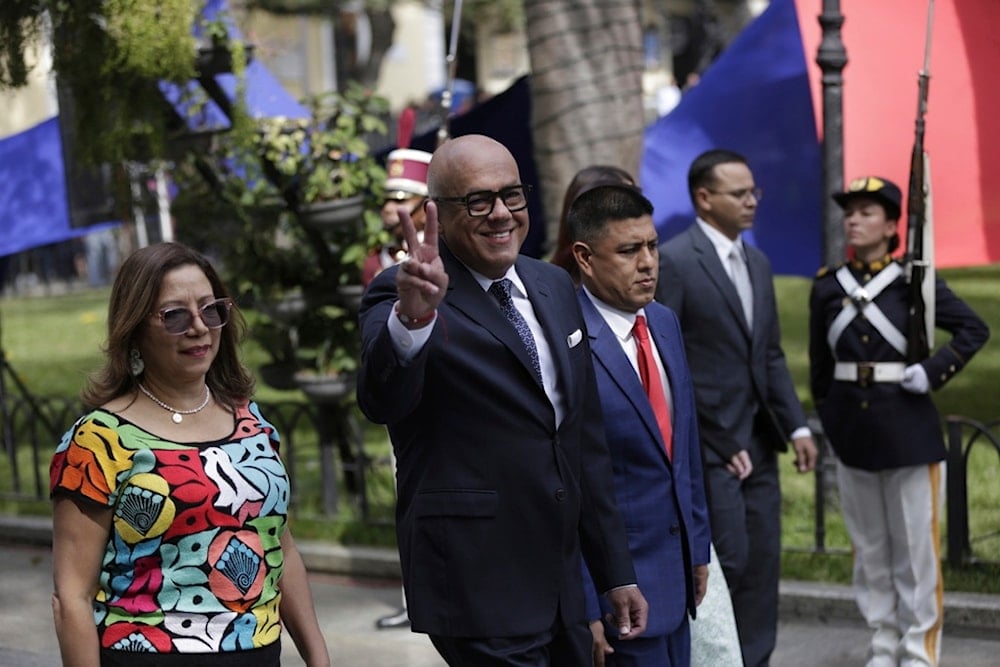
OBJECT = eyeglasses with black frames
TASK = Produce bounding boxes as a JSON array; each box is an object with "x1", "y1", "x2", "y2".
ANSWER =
[
  {"x1": 706, "y1": 187, "x2": 763, "y2": 202},
  {"x1": 157, "y1": 298, "x2": 233, "y2": 335},
  {"x1": 433, "y1": 184, "x2": 532, "y2": 217}
]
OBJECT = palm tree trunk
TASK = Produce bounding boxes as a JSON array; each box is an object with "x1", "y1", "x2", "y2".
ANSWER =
[{"x1": 524, "y1": 0, "x2": 646, "y2": 249}]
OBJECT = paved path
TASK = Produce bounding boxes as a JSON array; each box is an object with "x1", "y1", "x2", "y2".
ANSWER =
[
  {"x1": 0, "y1": 543, "x2": 441, "y2": 667},
  {"x1": 3, "y1": 543, "x2": 998, "y2": 666}
]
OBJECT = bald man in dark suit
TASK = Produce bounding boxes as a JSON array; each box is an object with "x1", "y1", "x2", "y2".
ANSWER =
[{"x1": 358, "y1": 135, "x2": 648, "y2": 665}]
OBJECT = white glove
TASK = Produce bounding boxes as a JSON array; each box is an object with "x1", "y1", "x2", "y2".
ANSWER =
[{"x1": 901, "y1": 363, "x2": 930, "y2": 394}]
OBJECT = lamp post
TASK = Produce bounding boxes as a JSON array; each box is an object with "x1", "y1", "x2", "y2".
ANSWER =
[
  {"x1": 817, "y1": 0, "x2": 848, "y2": 266},
  {"x1": 813, "y1": 0, "x2": 849, "y2": 553}
]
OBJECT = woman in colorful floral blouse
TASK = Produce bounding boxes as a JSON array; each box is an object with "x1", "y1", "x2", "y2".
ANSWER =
[{"x1": 50, "y1": 242, "x2": 330, "y2": 667}]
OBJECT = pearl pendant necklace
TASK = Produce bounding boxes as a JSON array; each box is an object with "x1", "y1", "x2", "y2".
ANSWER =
[{"x1": 138, "y1": 383, "x2": 211, "y2": 423}]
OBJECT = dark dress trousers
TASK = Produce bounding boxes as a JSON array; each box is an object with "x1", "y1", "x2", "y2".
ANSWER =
[
  {"x1": 357, "y1": 242, "x2": 637, "y2": 642},
  {"x1": 656, "y1": 222, "x2": 807, "y2": 667}
]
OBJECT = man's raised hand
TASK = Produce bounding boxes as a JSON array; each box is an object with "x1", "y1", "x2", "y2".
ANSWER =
[{"x1": 396, "y1": 201, "x2": 448, "y2": 321}]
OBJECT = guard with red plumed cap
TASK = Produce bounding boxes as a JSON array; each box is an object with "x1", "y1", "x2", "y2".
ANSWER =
[{"x1": 362, "y1": 148, "x2": 434, "y2": 287}]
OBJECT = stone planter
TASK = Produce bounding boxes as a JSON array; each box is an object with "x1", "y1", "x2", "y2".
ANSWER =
[
  {"x1": 258, "y1": 361, "x2": 300, "y2": 391},
  {"x1": 297, "y1": 195, "x2": 365, "y2": 230},
  {"x1": 293, "y1": 371, "x2": 357, "y2": 404}
]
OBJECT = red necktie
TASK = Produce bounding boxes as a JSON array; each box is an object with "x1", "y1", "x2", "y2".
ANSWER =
[{"x1": 633, "y1": 314, "x2": 673, "y2": 460}]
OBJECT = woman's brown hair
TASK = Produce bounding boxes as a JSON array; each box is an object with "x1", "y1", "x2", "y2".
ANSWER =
[
  {"x1": 549, "y1": 165, "x2": 637, "y2": 283},
  {"x1": 81, "y1": 242, "x2": 255, "y2": 410}
]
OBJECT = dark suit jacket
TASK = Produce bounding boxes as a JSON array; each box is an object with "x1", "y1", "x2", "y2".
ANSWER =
[
  {"x1": 655, "y1": 222, "x2": 807, "y2": 463},
  {"x1": 578, "y1": 292, "x2": 711, "y2": 637},
  {"x1": 357, "y1": 242, "x2": 636, "y2": 638}
]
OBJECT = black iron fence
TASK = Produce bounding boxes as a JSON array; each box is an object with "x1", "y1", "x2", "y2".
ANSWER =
[
  {"x1": 944, "y1": 416, "x2": 1000, "y2": 568},
  {"x1": 803, "y1": 413, "x2": 1000, "y2": 566},
  {"x1": 2, "y1": 395, "x2": 997, "y2": 566},
  {"x1": 804, "y1": 413, "x2": 845, "y2": 555}
]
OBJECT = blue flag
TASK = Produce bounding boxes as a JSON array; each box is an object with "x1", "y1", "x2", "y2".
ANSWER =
[
  {"x1": 0, "y1": 118, "x2": 114, "y2": 258},
  {"x1": 641, "y1": 0, "x2": 822, "y2": 276}
]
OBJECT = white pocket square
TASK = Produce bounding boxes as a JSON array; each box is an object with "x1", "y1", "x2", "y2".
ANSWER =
[{"x1": 567, "y1": 329, "x2": 583, "y2": 348}]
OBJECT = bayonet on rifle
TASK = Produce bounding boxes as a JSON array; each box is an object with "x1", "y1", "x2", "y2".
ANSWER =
[{"x1": 904, "y1": 0, "x2": 936, "y2": 364}]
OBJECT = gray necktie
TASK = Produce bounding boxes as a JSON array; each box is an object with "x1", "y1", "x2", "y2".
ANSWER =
[
  {"x1": 489, "y1": 278, "x2": 543, "y2": 383},
  {"x1": 728, "y1": 245, "x2": 754, "y2": 328}
]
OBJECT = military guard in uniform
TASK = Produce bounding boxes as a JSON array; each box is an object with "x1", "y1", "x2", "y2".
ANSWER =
[
  {"x1": 808, "y1": 176, "x2": 989, "y2": 667},
  {"x1": 362, "y1": 148, "x2": 433, "y2": 287}
]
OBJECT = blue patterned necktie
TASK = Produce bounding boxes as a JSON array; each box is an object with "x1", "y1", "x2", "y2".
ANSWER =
[{"x1": 489, "y1": 278, "x2": 543, "y2": 384}]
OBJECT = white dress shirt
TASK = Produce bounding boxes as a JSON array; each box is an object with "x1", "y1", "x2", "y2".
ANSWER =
[
  {"x1": 696, "y1": 217, "x2": 747, "y2": 282},
  {"x1": 582, "y1": 287, "x2": 674, "y2": 420}
]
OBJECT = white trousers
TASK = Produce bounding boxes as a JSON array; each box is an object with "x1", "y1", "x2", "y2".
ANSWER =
[{"x1": 837, "y1": 461, "x2": 945, "y2": 667}]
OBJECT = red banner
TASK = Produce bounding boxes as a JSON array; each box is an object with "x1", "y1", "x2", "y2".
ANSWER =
[{"x1": 796, "y1": 0, "x2": 1000, "y2": 267}]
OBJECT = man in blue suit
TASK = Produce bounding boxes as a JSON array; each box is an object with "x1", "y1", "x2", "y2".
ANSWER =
[
  {"x1": 655, "y1": 149, "x2": 817, "y2": 666},
  {"x1": 569, "y1": 181, "x2": 711, "y2": 666},
  {"x1": 357, "y1": 135, "x2": 648, "y2": 665}
]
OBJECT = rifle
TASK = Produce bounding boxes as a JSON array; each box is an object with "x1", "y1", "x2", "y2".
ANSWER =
[{"x1": 904, "y1": 0, "x2": 936, "y2": 364}]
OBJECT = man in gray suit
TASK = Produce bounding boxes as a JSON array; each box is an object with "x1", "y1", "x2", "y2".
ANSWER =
[{"x1": 655, "y1": 149, "x2": 817, "y2": 666}]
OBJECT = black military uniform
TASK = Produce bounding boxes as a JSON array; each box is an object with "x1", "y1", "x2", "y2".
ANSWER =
[{"x1": 809, "y1": 255, "x2": 988, "y2": 469}]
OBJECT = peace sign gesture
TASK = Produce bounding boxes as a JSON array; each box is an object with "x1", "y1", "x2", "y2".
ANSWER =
[{"x1": 395, "y1": 200, "x2": 449, "y2": 327}]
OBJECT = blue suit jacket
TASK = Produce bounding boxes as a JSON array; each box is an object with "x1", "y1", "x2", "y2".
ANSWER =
[
  {"x1": 357, "y1": 242, "x2": 636, "y2": 638},
  {"x1": 578, "y1": 291, "x2": 711, "y2": 637}
]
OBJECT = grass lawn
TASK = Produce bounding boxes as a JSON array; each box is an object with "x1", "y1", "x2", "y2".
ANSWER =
[{"x1": 2, "y1": 265, "x2": 998, "y2": 591}]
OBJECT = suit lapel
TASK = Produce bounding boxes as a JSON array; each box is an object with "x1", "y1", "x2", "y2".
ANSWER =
[
  {"x1": 744, "y1": 245, "x2": 768, "y2": 348},
  {"x1": 440, "y1": 242, "x2": 499, "y2": 328},
  {"x1": 439, "y1": 241, "x2": 552, "y2": 388},
  {"x1": 441, "y1": 244, "x2": 543, "y2": 387},
  {"x1": 689, "y1": 224, "x2": 752, "y2": 340},
  {"x1": 579, "y1": 293, "x2": 669, "y2": 462},
  {"x1": 518, "y1": 258, "x2": 569, "y2": 392}
]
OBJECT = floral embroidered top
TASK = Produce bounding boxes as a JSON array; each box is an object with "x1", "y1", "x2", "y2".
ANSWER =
[{"x1": 49, "y1": 401, "x2": 290, "y2": 654}]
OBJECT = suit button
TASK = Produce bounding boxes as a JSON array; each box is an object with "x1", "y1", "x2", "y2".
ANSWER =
[
  {"x1": 669, "y1": 525, "x2": 680, "y2": 536},
  {"x1": 555, "y1": 489, "x2": 567, "y2": 502},
  {"x1": 861, "y1": 334, "x2": 870, "y2": 343},
  {"x1": 860, "y1": 401, "x2": 869, "y2": 410}
]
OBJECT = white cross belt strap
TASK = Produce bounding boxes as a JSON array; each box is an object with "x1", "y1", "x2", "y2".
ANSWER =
[
  {"x1": 834, "y1": 361, "x2": 906, "y2": 383},
  {"x1": 828, "y1": 263, "x2": 908, "y2": 357}
]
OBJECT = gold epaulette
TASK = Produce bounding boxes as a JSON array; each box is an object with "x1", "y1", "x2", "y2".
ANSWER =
[{"x1": 815, "y1": 263, "x2": 842, "y2": 278}]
